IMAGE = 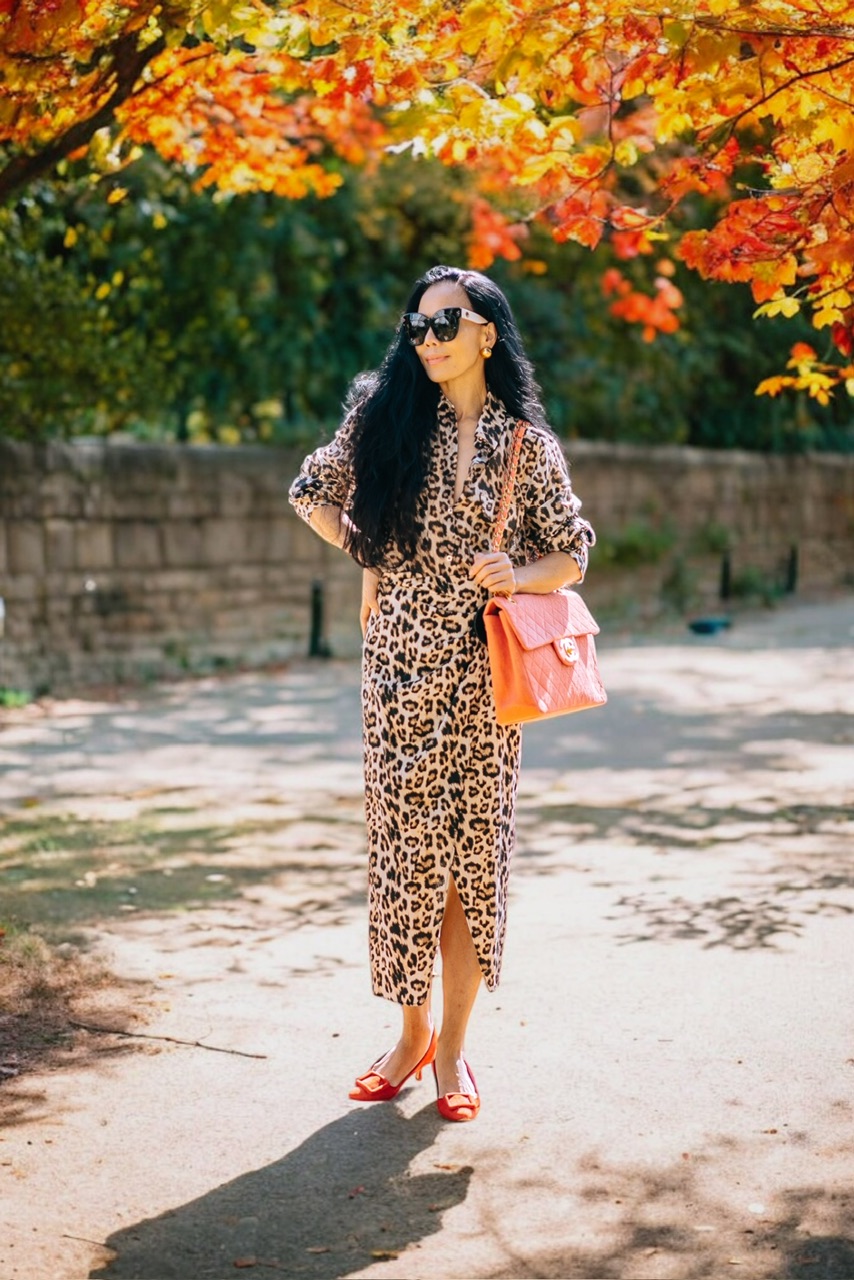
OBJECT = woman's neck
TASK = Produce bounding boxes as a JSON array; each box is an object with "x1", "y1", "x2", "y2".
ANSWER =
[{"x1": 443, "y1": 383, "x2": 488, "y2": 426}]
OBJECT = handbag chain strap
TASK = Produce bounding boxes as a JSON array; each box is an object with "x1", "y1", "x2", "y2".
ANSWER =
[{"x1": 489, "y1": 420, "x2": 528, "y2": 552}]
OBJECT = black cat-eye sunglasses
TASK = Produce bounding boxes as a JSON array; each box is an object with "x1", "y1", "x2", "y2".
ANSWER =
[{"x1": 401, "y1": 306, "x2": 488, "y2": 346}]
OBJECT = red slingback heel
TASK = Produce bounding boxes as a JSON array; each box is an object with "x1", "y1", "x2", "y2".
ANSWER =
[
  {"x1": 433, "y1": 1058, "x2": 480, "y2": 1122},
  {"x1": 348, "y1": 1027, "x2": 438, "y2": 1103}
]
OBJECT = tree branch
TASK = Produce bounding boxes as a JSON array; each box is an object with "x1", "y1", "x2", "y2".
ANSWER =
[
  {"x1": 68, "y1": 1020, "x2": 268, "y2": 1059},
  {"x1": 0, "y1": 31, "x2": 167, "y2": 205}
]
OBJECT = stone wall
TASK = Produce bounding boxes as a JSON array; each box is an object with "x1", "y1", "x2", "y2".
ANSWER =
[{"x1": 1, "y1": 437, "x2": 852, "y2": 692}]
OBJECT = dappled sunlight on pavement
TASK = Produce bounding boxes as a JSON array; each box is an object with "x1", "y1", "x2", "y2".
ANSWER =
[{"x1": 1, "y1": 598, "x2": 853, "y2": 1279}]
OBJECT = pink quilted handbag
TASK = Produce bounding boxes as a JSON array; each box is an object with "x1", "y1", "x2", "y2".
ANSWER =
[
  {"x1": 483, "y1": 589, "x2": 607, "y2": 725},
  {"x1": 483, "y1": 421, "x2": 607, "y2": 726}
]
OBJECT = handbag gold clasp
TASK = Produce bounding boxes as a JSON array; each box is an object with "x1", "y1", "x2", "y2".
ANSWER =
[{"x1": 556, "y1": 636, "x2": 579, "y2": 665}]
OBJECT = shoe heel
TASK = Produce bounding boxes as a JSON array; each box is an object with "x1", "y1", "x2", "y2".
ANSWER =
[{"x1": 414, "y1": 1028, "x2": 438, "y2": 1081}]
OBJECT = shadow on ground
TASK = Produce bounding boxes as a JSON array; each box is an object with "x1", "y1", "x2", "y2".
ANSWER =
[
  {"x1": 516, "y1": 799, "x2": 854, "y2": 950},
  {"x1": 86, "y1": 1128, "x2": 854, "y2": 1280},
  {"x1": 0, "y1": 978, "x2": 141, "y2": 1128},
  {"x1": 474, "y1": 1148, "x2": 854, "y2": 1280},
  {"x1": 89, "y1": 1102, "x2": 469, "y2": 1279}
]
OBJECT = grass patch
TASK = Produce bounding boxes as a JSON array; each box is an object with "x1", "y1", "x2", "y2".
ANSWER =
[
  {"x1": 0, "y1": 920, "x2": 119, "y2": 1089},
  {"x1": 0, "y1": 687, "x2": 32, "y2": 708},
  {"x1": 0, "y1": 922, "x2": 102, "y2": 1015},
  {"x1": 0, "y1": 811, "x2": 290, "y2": 929}
]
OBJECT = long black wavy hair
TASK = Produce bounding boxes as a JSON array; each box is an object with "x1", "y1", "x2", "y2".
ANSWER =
[{"x1": 345, "y1": 264, "x2": 547, "y2": 568}]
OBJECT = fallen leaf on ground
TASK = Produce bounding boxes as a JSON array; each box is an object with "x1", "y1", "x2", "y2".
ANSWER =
[
  {"x1": 306, "y1": 1246, "x2": 330, "y2": 1254},
  {"x1": 371, "y1": 1250, "x2": 399, "y2": 1260}
]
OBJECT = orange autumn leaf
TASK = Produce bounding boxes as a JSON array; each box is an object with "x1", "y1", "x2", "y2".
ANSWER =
[
  {"x1": 602, "y1": 266, "x2": 684, "y2": 339},
  {"x1": 467, "y1": 197, "x2": 526, "y2": 270}
]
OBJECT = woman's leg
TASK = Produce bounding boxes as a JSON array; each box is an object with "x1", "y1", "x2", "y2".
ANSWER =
[
  {"x1": 359, "y1": 995, "x2": 434, "y2": 1088},
  {"x1": 434, "y1": 876, "x2": 482, "y2": 1096}
]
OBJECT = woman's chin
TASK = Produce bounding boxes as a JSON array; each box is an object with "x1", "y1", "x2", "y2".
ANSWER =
[{"x1": 420, "y1": 358, "x2": 452, "y2": 380}]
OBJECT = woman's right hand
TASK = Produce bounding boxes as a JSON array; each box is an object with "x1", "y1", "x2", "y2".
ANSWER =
[{"x1": 360, "y1": 568, "x2": 380, "y2": 636}]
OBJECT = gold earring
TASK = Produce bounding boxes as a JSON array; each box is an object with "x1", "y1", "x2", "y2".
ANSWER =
[{"x1": 481, "y1": 346, "x2": 493, "y2": 359}]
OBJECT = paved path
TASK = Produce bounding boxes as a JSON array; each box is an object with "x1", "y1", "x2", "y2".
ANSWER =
[{"x1": 1, "y1": 598, "x2": 853, "y2": 1280}]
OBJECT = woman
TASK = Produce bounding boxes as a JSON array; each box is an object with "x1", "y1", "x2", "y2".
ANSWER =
[{"x1": 289, "y1": 265, "x2": 594, "y2": 1122}]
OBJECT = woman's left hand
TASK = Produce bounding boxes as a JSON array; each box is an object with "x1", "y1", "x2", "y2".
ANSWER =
[
  {"x1": 360, "y1": 568, "x2": 380, "y2": 636},
  {"x1": 470, "y1": 551, "x2": 517, "y2": 597}
]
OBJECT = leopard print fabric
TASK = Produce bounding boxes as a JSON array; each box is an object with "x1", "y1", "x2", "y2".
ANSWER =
[{"x1": 290, "y1": 392, "x2": 595, "y2": 1005}]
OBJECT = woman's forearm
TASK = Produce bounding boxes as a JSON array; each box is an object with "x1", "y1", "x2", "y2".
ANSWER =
[
  {"x1": 308, "y1": 504, "x2": 356, "y2": 551},
  {"x1": 513, "y1": 550, "x2": 581, "y2": 595}
]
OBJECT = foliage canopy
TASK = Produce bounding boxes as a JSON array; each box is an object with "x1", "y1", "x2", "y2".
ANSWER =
[
  {"x1": 2, "y1": 155, "x2": 844, "y2": 451},
  {"x1": 2, "y1": 0, "x2": 854, "y2": 424}
]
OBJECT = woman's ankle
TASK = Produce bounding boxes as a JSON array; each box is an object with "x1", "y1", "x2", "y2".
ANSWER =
[
  {"x1": 401, "y1": 1006, "x2": 433, "y2": 1042},
  {"x1": 435, "y1": 1032, "x2": 465, "y2": 1061}
]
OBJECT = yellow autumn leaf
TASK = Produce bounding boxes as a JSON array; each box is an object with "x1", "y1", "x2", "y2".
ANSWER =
[
  {"x1": 753, "y1": 295, "x2": 801, "y2": 319},
  {"x1": 755, "y1": 376, "x2": 789, "y2": 397},
  {"x1": 655, "y1": 104, "x2": 695, "y2": 142},
  {"x1": 504, "y1": 92, "x2": 537, "y2": 116},
  {"x1": 614, "y1": 140, "x2": 638, "y2": 168},
  {"x1": 520, "y1": 116, "x2": 548, "y2": 142},
  {"x1": 823, "y1": 289, "x2": 852, "y2": 310},
  {"x1": 516, "y1": 152, "x2": 568, "y2": 185},
  {"x1": 458, "y1": 0, "x2": 505, "y2": 56},
  {"x1": 547, "y1": 116, "x2": 582, "y2": 147},
  {"x1": 813, "y1": 305, "x2": 845, "y2": 329}
]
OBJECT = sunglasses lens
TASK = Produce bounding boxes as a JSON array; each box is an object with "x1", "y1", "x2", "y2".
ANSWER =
[
  {"x1": 403, "y1": 314, "x2": 427, "y2": 344},
  {"x1": 431, "y1": 310, "x2": 459, "y2": 341}
]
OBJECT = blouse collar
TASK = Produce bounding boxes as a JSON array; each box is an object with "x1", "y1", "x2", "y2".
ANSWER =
[{"x1": 438, "y1": 390, "x2": 513, "y2": 460}]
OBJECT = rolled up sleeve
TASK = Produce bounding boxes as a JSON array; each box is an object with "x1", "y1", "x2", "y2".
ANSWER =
[
  {"x1": 521, "y1": 430, "x2": 595, "y2": 581},
  {"x1": 288, "y1": 419, "x2": 355, "y2": 526}
]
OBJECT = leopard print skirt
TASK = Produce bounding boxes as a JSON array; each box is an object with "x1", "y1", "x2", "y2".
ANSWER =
[{"x1": 362, "y1": 567, "x2": 521, "y2": 1005}]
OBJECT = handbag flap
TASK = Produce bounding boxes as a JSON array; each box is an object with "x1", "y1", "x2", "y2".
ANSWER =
[{"x1": 484, "y1": 589, "x2": 600, "y2": 650}]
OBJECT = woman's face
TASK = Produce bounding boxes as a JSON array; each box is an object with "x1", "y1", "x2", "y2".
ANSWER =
[{"x1": 411, "y1": 281, "x2": 496, "y2": 389}]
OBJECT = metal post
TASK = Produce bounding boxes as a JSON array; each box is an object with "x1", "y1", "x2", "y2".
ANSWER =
[
  {"x1": 784, "y1": 545, "x2": 798, "y2": 594},
  {"x1": 308, "y1": 579, "x2": 331, "y2": 658},
  {"x1": 719, "y1": 551, "x2": 731, "y2": 601}
]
